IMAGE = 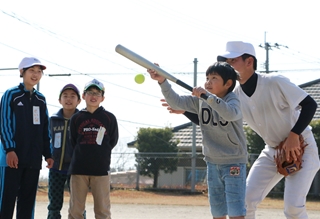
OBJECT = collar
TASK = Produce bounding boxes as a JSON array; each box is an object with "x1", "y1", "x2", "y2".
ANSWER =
[{"x1": 240, "y1": 73, "x2": 258, "y2": 97}]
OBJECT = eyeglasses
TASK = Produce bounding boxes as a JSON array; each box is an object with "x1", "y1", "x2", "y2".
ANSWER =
[{"x1": 85, "y1": 90, "x2": 103, "y2": 97}]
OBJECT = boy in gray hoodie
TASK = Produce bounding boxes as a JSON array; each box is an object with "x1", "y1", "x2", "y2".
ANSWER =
[{"x1": 147, "y1": 61, "x2": 247, "y2": 219}]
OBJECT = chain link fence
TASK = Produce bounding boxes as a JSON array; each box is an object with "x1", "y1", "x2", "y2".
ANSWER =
[{"x1": 110, "y1": 152, "x2": 320, "y2": 197}]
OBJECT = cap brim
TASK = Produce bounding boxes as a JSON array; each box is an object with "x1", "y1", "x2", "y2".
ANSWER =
[
  {"x1": 61, "y1": 87, "x2": 77, "y2": 93},
  {"x1": 60, "y1": 87, "x2": 80, "y2": 99},
  {"x1": 85, "y1": 84, "x2": 104, "y2": 91},
  {"x1": 217, "y1": 51, "x2": 243, "y2": 59},
  {"x1": 217, "y1": 56, "x2": 227, "y2": 62},
  {"x1": 22, "y1": 63, "x2": 46, "y2": 70},
  {"x1": 35, "y1": 64, "x2": 46, "y2": 70}
]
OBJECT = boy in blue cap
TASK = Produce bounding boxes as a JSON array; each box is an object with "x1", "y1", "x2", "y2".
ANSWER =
[{"x1": 47, "y1": 83, "x2": 81, "y2": 219}]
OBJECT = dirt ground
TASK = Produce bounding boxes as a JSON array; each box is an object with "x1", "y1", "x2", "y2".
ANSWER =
[
  {"x1": 37, "y1": 188, "x2": 320, "y2": 210},
  {"x1": 31, "y1": 189, "x2": 320, "y2": 218}
]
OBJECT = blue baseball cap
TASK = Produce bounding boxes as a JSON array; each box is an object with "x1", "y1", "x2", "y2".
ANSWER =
[{"x1": 59, "y1": 83, "x2": 80, "y2": 99}]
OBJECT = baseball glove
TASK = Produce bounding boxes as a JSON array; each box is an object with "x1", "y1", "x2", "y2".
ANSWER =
[{"x1": 274, "y1": 135, "x2": 308, "y2": 177}]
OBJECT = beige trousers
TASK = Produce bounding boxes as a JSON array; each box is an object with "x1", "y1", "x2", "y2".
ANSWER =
[{"x1": 68, "y1": 174, "x2": 111, "y2": 219}]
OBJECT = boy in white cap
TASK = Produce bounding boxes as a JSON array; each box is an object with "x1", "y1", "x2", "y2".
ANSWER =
[
  {"x1": 0, "y1": 57, "x2": 54, "y2": 219},
  {"x1": 68, "y1": 79, "x2": 119, "y2": 219}
]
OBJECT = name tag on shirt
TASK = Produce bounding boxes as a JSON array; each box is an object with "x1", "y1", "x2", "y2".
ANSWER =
[
  {"x1": 33, "y1": 106, "x2": 40, "y2": 125},
  {"x1": 96, "y1": 126, "x2": 106, "y2": 145},
  {"x1": 54, "y1": 132, "x2": 62, "y2": 148}
]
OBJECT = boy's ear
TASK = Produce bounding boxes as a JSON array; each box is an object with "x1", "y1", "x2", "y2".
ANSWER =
[
  {"x1": 19, "y1": 69, "x2": 24, "y2": 77},
  {"x1": 225, "y1": 79, "x2": 233, "y2": 88},
  {"x1": 82, "y1": 93, "x2": 86, "y2": 100}
]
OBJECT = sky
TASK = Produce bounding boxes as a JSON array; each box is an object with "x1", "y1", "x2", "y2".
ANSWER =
[{"x1": 1, "y1": 0, "x2": 320, "y2": 173}]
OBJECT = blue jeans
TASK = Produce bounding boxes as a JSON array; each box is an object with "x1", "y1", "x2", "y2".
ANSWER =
[{"x1": 206, "y1": 162, "x2": 246, "y2": 217}]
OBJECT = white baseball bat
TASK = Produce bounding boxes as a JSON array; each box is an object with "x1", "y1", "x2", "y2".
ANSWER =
[{"x1": 115, "y1": 44, "x2": 207, "y2": 99}]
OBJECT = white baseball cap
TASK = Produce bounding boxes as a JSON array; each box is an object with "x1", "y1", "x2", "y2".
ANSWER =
[
  {"x1": 18, "y1": 57, "x2": 46, "y2": 70},
  {"x1": 217, "y1": 41, "x2": 256, "y2": 60},
  {"x1": 84, "y1": 79, "x2": 105, "y2": 92}
]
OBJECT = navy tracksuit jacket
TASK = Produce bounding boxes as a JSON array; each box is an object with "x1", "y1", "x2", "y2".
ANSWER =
[{"x1": 0, "y1": 83, "x2": 52, "y2": 219}]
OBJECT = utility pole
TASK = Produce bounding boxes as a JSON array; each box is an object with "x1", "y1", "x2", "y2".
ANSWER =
[
  {"x1": 191, "y1": 58, "x2": 198, "y2": 192},
  {"x1": 259, "y1": 32, "x2": 288, "y2": 73}
]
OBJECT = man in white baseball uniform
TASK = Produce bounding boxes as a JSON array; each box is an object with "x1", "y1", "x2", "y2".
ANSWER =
[
  {"x1": 162, "y1": 41, "x2": 320, "y2": 219},
  {"x1": 217, "y1": 41, "x2": 320, "y2": 219}
]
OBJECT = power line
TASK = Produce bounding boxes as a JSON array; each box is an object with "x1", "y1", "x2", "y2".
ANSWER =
[
  {"x1": 272, "y1": 47, "x2": 320, "y2": 66},
  {"x1": 3, "y1": 9, "x2": 319, "y2": 75},
  {"x1": 117, "y1": 119, "x2": 164, "y2": 128},
  {"x1": 135, "y1": 0, "x2": 260, "y2": 43},
  {"x1": 0, "y1": 41, "x2": 80, "y2": 73},
  {"x1": 259, "y1": 32, "x2": 288, "y2": 73},
  {"x1": 258, "y1": 32, "x2": 320, "y2": 72},
  {"x1": 0, "y1": 42, "x2": 164, "y2": 101},
  {"x1": 0, "y1": 10, "x2": 148, "y2": 74}
]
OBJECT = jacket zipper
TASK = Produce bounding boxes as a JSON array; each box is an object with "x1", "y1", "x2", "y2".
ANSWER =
[{"x1": 59, "y1": 119, "x2": 68, "y2": 170}]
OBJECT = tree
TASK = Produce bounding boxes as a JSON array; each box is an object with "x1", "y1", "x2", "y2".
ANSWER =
[
  {"x1": 135, "y1": 127, "x2": 179, "y2": 188},
  {"x1": 310, "y1": 119, "x2": 320, "y2": 153},
  {"x1": 245, "y1": 120, "x2": 320, "y2": 155},
  {"x1": 110, "y1": 140, "x2": 137, "y2": 172},
  {"x1": 244, "y1": 120, "x2": 320, "y2": 196},
  {"x1": 243, "y1": 125, "x2": 265, "y2": 154}
]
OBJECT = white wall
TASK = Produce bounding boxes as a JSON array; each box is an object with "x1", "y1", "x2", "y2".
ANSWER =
[{"x1": 157, "y1": 167, "x2": 185, "y2": 188}]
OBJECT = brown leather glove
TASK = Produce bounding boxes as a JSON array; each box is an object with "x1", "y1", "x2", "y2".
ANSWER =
[{"x1": 274, "y1": 135, "x2": 307, "y2": 177}]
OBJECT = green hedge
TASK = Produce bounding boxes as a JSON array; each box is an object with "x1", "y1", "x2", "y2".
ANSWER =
[{"x1": 245, "y1": 119, "x2": 320, "y2": 154}]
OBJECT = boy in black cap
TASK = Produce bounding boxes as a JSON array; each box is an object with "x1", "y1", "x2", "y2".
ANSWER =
[
  {"x1": 47, "y1": 84, "x2": 82, "y2": 219},
  {"x1": 68, "y1": 79, "x2": 119, "y2": 219},
  {"x1": 0, "y1": 57, "x2": 53, "y2": 219}
]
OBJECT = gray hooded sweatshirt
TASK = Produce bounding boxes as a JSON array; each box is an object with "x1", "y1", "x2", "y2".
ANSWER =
[{"x1": 160, "y1": 80, "x2": 247, "y2": 164}]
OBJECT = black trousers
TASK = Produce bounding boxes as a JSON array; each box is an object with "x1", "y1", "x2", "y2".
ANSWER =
[
  {"x1": 47, "y1": 170, "x2": 69, "y2": 219},
  {"x1": 47, "y1": 170, "x2": 86, "y2": 219},
  {"x1": 0, "y1": 167, "x2": 40, "y2": 219}
]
